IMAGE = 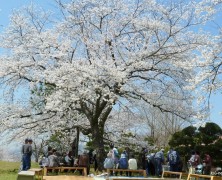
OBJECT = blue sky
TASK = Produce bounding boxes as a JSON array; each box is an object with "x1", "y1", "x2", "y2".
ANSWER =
[{"x1": 0, "y1": 0, "x2": 222, "y2": 128}]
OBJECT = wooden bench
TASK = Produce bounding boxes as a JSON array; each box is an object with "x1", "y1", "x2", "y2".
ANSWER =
[
  {"x1": 112, "y1": 179, "x2": 155, "y2": 180},
  {"x1": 43, "y1": 176, "x2": 94, "y2": 180},
  {"x1": 187, "y1": 173, "x2": 222, "y2": 180},
  {"x1": 112, "y1": 177, "x2": 179, "y2": 180},
  {"x1": 182, "y1": 172, "x2": 189, "y2": 179},
  {"x1": 107, "y1": 169, "x2": 146, "y2": 177},
  {"x1": 162, "y1": 171, "x2": 183, "y2": 179},
  {"x1": 17, "y1": 171, "x2": 35, "y2": 180},
  {"x1": 29, "y1": 168, "x2": 43, "y2": 180},
  {"x1": 44, "y1": 167, "x2": 87, "y2": 176}
]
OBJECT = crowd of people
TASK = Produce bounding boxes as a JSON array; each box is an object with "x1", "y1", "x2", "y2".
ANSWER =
[
  {"x1": 104, "y1": 144, "x2": 212, "y2": 177},
  {"x1": 38, "y1": 148, "x2": 91, "y2": 175},
  {"x1": 187, "y1": 150, "x2": 212, "y2": 175},
  {"x1": 21, "y1": 139, "x2": 213, "y2": 177},
  {"x1": 105, "y1": 145, "x2": 166, "y2": 177}
]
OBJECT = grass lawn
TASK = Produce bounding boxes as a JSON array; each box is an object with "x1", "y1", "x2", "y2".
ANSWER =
[
  {"x1": 0, "y1": 161, "x2": 39, "y2": 180},
  {"x1": 0, "y1": 161, "x2": 97, "y2": 179}
]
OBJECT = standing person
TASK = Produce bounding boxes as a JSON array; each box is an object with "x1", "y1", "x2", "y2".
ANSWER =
[
  {"x1": 119, "y1": 152, "x2": 128, "y2": 176},
  {"x1": 22, "y1": 138, "x2": 32, "y2": 170},
  {"x1": 110, "y1": 143, "x2": 119, "y2": 175},
  {"x1": 203, "y1": 152, "x2": 212, "y2": 175},
  {"x1": 177, "y1": 158, "x2": 183, "y2": 172},
  {"x1": 142, "y1": 148, "x2": 148, "y2": 170},
  {"x1": 146, "y1": 152, "x2": 156, "y2": 176},
  {"x1": 93, "y1": 150, "x2": 98, "y2": 174},
  {"x1": 154, "y1": 149, "x2": 165, "y2": 177},
  {"x1": 138, "y1": 147, "x2": 147, "y2": 170},
  {"x1": 78, "y1": 151, "x2": 90, "y2": 175},
  {"x1": 167, "y1": 148, "x2": 180, "y2": 172},
  {"x1": 88, "y1": 149, "x2": 94, "y2": 164},
  {"x1": 128, "y1": 154, "x2": 137, "y2": 177},
  {"x1": 188, "y1": 150, "x2": 200, "y2": 174},
  {"x1": 21, "y1": 138, "x2": 29, "y2": 171},
  {"x1": 27, "y1": 139, "x2": 33, "y2": 170},
  {"x1": 125, "y1": 147, "x2": 131, "y2": 159}
]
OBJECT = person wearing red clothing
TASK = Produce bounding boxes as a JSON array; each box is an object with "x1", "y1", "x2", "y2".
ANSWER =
[{"x1": 203, "y1": 153, "x2": 212, "y2": 175}]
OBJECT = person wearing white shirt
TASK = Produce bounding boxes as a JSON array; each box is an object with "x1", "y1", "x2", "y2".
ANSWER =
[{"x1": 128, "y1": 154, "x2": 137, "y2": 176}]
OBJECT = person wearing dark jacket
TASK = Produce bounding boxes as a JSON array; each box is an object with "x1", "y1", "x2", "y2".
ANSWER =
[
  {"x1": 21, "y1": 138, "x2": 32, "y2": 170},
  {"x1": 119, "y1": 152, "x2": 128, "y2": 176},
  {"x1": 154, "y1": 149, "x2": 164, "y2": 177}
]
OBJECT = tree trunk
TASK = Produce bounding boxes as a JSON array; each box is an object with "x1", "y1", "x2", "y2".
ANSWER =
[
  {"x1": 75, "y1": 127, "x2": 80, "y2": 157},
  {"x1": 91, "y1": 125, "x2": 106, "y2": 171},
  {"x1": 71, "y1": 127, "x2": 80, "y2": 158}
]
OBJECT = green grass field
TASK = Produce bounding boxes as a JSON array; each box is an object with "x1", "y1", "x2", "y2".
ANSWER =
[
  {"x1": 0, "y1": 161, "x2": 39, "y2": 180},
  {"x1": 0, "y1": 161, "x2": 96, "y2": 180}
]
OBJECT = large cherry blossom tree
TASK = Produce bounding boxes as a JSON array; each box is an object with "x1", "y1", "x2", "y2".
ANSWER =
[{"x1": 0, "y1": 0, "x2": 220, "y2": 169}]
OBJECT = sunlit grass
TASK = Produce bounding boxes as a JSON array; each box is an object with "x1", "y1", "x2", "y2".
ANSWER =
[{"x1": 0, "y1": 161, "x2": 39, "y2": 180}]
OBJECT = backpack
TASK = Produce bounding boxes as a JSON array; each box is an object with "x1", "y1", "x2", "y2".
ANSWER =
[
  {"x1": 147, "y1": 154, "x2": 154, "y2": 164},
  {"x1": 169, "y1": 151, "x2": 178, "y2": 164},
  {"x1": 119, "y1": 158, "x2": 128, "y2": 169},
  {"x1": 113, "y1": 148, "x2": 119, "y2": 158}
]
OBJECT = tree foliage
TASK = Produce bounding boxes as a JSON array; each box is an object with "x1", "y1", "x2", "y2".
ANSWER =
[{"x1": 169, "y1": 122, "x2": 222, "y2": 167}]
